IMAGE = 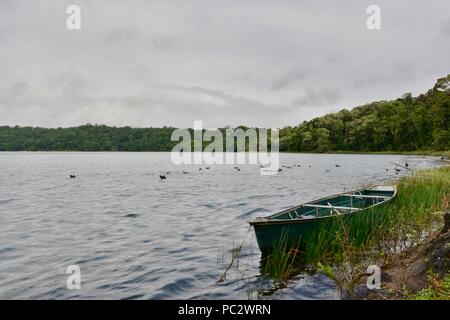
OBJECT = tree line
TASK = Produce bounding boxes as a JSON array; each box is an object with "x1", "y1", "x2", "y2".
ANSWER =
[
  {"x1": 280, "y1": 75, "x2": 449, "y2": 152},
  {"x1": 0, "y1": 75, "x2": 449, "y2": 152},
  {"x1": 0, "y1": 125, "x2": 177, "y2": 151}
]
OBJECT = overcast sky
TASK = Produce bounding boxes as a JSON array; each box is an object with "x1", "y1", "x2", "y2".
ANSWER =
[{"x1": 0, "y1": 0, "x2": 449, "y2": 128}]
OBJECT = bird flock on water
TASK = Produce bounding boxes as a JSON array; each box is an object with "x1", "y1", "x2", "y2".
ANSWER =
[
  {"x1": 67, "y1": 160, "x2": 421, "y2": 181},
  {"x1": 155, "y1": 162, "x2": 340, "y2": 180}
]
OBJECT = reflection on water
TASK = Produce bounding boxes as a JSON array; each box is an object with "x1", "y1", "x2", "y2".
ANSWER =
[{"x1": 0, "y1": 152, "x2": 441, "y2": 299}]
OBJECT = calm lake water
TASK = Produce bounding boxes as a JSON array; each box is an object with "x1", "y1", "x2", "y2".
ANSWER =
[{"x1": 0, "y1": 152, "x2": 441, "y2": 299}]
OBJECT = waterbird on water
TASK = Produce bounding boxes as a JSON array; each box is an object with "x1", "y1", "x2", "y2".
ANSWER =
[
  {"x1": 405, "y1": 162, "x2": 409, "y2": 167},
  {"x1": 69, "y1": 175, "x2": 76, "y2": 178},
  {"x1": 159, "y1": 175, "x2": 167, "y2": 180},
  {"x1": 335, "y1": 164, "x2": 341, "y2": 167}
]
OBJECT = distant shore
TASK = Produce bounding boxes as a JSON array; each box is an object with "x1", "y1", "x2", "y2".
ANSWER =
[{"x1": 0, "y1": 150, "x2": 448, "y2": 156}]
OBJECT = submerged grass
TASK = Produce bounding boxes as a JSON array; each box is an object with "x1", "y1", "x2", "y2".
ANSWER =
[{"x1": 259, "y1": 232, "x2": 302, "y2": 289}]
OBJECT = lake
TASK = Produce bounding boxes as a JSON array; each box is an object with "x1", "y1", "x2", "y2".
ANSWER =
[{"x1": 0, "y1": 152, "x2": 441, "y2": 299}]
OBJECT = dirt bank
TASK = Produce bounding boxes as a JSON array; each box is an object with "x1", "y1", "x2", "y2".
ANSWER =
[{"x1": 353, "y1": 210, "x2": 450, "y2": 299}]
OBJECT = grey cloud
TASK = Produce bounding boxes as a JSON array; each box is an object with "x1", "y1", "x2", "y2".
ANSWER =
[
  {"x1": 271, "y1": 68, "x2": 310, "y2": 91},
  {"x1": 440, "y1": 19, "x2": 450, "y2": 35},
  {"x1": 352, "y1": 64, "x2": 416, "y2": 90},
  {"x1": 0, "y1": 66, "x2": 291, "y2": 128},
  {"x1": 7, "y1": 82, "x2": 29, "y2": 102},
  {"x1": 293, "y1": 88, "x2": 340, "y2": 108},
  {"x1": 102, "y1": 27, "x2": 140, "y2": 44},
  {"x1": 149, "y1": 37, "x2": 176, "y2": 50}
]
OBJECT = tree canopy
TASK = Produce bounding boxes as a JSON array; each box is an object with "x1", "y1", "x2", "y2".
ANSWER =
[{"x1": 280, "y1": 75, "x2": 450, "y2": 152}]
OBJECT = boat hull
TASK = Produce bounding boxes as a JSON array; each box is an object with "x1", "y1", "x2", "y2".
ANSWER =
[{"x1": 252, "y1": 219, "x2": 318, "y2": 254}]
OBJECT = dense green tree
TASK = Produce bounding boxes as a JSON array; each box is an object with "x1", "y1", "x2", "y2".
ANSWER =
[{"x1": 280, "y1": 75, "x2": 450, "y2": 152}]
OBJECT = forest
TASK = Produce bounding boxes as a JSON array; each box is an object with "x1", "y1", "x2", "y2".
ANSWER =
[
  {"x1": 0, "y1": 75, "x2": 449, "y2": 152},
  {"x1": 280, "y1": 74, "x2": 450, "y2": 152}
]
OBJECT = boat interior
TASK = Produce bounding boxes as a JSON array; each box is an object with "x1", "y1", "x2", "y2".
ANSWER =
[{"x1": 270, "y1": 187, "x2": 396, "y2": 221}]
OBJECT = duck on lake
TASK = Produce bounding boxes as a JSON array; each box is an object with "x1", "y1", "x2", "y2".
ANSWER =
[
  {"x1": 159, "y1": 175, "x2": 167, "y2": 180},
  {"x1": 69, "y1": 175, "x2": 76, "y2": 178}
]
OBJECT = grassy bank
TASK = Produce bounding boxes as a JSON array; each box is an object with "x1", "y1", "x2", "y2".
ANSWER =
[
  {"x1": 303, "y1": 166, "x2": 449, "y2": 264},
  {"x1": 260, "y1": 166, "x2": 450, "y2": 295}
]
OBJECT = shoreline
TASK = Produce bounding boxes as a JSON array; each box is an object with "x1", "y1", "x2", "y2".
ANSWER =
[
  {"x1": 0, "y1": 150, "x2": 448, "y2": 157},
  {"x1": 331, "y1": 165, "x2": 450, "y2": 300},
  {"x1": 354, "y1": 215, "x2": 449, "y2": 300}
]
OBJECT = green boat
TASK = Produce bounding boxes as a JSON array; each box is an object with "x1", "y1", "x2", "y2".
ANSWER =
[{"x1": 249, "y1": 186, "x2": 397, "y2": 254}]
